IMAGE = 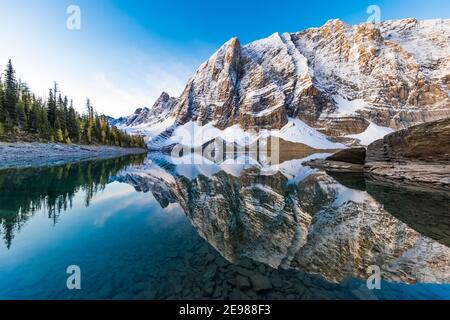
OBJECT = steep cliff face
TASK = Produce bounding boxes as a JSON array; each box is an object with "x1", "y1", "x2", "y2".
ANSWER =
[
  {"x1": 180, "y1": 18, "x2": 450, "y2": 129},
  {"x1": 173, "y1": 38, "x2": 243, "y2": 129},
  {"x1": 119, "y1": 19, "x2": 450, "y2": 148},
  {"x1": 294, "y1": 19, "x2": 450, "y2": 128}
]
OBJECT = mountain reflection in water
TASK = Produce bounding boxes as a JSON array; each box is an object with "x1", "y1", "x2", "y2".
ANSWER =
[
  {"x1": 0, "y1": 152, "x2": 449, "y2": 300},
  {"x1": 116, "y1": 153, "x2": 450, "y2": 285}
]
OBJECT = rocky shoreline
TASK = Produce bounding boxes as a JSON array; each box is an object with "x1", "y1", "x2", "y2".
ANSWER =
[
  {"x1": 0, "y1": 142, "x2": 147, "y2": 170},
  {"x1": 364, "y1": 162, "x2": 450, "y2": 191},
  {"x1": 304, "y1": 118, "x2": 450, "y2": 191}
]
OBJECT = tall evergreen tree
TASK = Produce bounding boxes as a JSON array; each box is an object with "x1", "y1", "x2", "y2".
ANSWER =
[
  {"x1": 38, "y1": 104, "x2": 50, "y2": 138},
  {"x1": 4, "y1": 60, "x2": 18, "y2": 127},
  {"x1": 62, "y1": 96, "x2": 69, "y2": 132},
  {"x1": 16, "y1": 100, "x2": 27, "y2": 128},
  {"x1": 86, "y1": 99, "x2": 94, "y2": 120},
  {"x1": 67, "y1": 100, "x2": 79, "y2": 142},
  {"x1": 47, "y1": 89, "x2": 57, "y2": 128},
  {"x1": 28, "y1": 98, "x2": 40, "y2": 133},
  {"x1": 0, "y1": 79, "x2": 4, "y2": 123}
]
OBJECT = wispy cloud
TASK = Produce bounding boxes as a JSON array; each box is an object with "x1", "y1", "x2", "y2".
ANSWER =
[{"x1": 86, "y1": 53, "x2": 198, "y2": 117}]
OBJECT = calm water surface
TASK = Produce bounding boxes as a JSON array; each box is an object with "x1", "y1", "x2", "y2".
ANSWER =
[{"x1": 0, "y1": 153, "x2": 449, "y2": 300}]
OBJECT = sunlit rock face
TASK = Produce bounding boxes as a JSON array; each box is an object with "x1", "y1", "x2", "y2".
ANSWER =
[
  {"x1": 172, "y1": 18, "x2": 450, "y2": 131},
  {"x1": 114, "y1": 155, "x2": 450, "y2": 285},
  {"x1": 118, "y1": 19, "x2": 450, "y2": 148},
  {"x1": 364, "y1": 118, "x2": 450, "y2": 189}
]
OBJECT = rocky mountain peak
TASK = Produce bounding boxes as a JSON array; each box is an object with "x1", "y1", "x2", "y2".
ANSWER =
[
  {"x1": 152, "y1": 92, "x2": 178, "y2": 112},
  {"x1": 155, "y1": 91, "x2": 171, "y2": 103},
  {"x1": 135, "y1": 107, "x2": 149, "y2": 114},
  {"x1": 321, "y1": 18, "x2": 348, "y2": 30},
  {"x1": 119, "y1": 19, "x2": 450, "y2": 149},
  {"x1": 172, "y1": 36, "x2": 243, "y2": 128}
]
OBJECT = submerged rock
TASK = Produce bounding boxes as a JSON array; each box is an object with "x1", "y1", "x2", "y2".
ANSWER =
[
  {"x1": 250, "y1": 275, "x2": 272, "y2": 292},
  {"x1": 235, "y1": 275, "x2": 251, "y2": 290}
]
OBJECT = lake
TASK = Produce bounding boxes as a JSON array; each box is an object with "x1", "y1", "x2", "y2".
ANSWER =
[{"x1": 0, "y1": 152, "x2": 449, "y2": 300}]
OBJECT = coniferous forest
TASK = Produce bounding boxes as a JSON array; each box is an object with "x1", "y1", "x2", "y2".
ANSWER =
[{"x1": 0, "y1": 60, "x2": 146, "y2": 148}]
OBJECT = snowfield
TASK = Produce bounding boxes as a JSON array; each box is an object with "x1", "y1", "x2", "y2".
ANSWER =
[
  {"x1": 332, "y1": 96, "x2": 369, "y2": 117},
  {"x1": 347, "y1": 122, "x2": 394, "y2": 145},
  {"x1": 166, "y1": 118, "x2": 345, "y2": 150}
]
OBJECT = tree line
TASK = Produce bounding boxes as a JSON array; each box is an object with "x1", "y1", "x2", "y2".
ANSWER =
[{"x1": 0, "y1": 60, "x2": 146, "y2": 148}]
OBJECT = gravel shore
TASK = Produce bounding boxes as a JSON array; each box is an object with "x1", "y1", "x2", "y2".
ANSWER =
[{"x1": 0, "y1": 142, "x2": 147, "y2": 170}]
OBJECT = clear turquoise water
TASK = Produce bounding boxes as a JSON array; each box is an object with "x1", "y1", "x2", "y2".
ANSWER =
[{"x1": 0, "y1": 154, "x2": 449, "y2": 300}]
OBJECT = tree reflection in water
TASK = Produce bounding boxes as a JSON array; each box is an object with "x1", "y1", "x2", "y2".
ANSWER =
[{"x1": 0, "y1": 154, "x2": 145, "y2": 249}]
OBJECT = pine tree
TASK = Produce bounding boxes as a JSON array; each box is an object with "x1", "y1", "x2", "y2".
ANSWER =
[
  {"x1": 67, "y1": 100, "x2": 79, "y2": 142},
  {"x1": 21, "y1": 88, "x2": 33, "y2": 131},
  {"x1": 86, "y1": 99, "x2": 94, "y2": 121},
  {"x1": 16, "y1": 99, "x2": 27, "y2": 128},
  {"x1": 93, "y1": 116, "x2": 102, "y2": 143},
  {"x1": 62, "y1": 96, "x2": 69, "y2": 131},
  {"x1": 0, "y1": 80, "x2": 5, "y2": 123},
  {"x1": 57, "y1": 94, "x2": 67, "y2": 133},
  {"x1": 38, "y1": 105, "x2": 50, "y2": 139},
  {"x1": 47, "y1": 89, "x2": 57, "y2": 128},
  {"x1": 55, "y1": 127, "x2": 64, "y2": 143},
  {"x1": 28, "y1": 99, "x2": 40, "y2": 133},
  {"x1": 4, "y1": 60, "x2": 18, "y2": 128}
]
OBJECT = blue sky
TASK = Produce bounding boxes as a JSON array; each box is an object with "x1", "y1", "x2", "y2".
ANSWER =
[{"x1": 0, "y1": 0, "x2": 449, "y2": 117}]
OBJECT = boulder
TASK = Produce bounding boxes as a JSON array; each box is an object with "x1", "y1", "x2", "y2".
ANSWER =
[{"x1": 326, "y1": 147, "x2": 366, "y2": 164}]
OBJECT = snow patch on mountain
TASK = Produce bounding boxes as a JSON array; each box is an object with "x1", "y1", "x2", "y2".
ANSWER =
[
  {"x1": 127, "y1": 116, "x2": 176, "y2": 138},
  {"x1": 379, "y1": 19, "x2": 450, "y2": 79},
  {"x1": 347, "y1": 121, "x2": 394, "y2": 145},
  {"x1": 168, "y1": 118, "x2": 345, "y2": 149},
  {"x1": 271, "y1": 118, "x2": 345, "y2": 149},
  {"x1": 332, "y1": 96, "x2": 369, "y2": 117}
]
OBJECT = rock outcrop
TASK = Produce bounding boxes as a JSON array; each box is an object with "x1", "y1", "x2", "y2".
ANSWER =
[
  {"x1": 305, "y1": 118, "x2": 450, "y2": 188},
  {"x1": 367, "y1": 117, "x2": 450, "y2": 163},
  {"x1": 302, "y1": 147, "x2": 367, "y2": 172},
  {"x1": 327, "y1": 147, "x2": 366, "y2": 164},
  {"x1": 365, "y1": 117, "x2": 450, "y2": 189}
]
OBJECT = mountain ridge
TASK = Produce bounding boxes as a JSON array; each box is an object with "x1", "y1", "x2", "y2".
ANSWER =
[{"x1": 113, "y1": 18, "x2": 450, "y2": 149}]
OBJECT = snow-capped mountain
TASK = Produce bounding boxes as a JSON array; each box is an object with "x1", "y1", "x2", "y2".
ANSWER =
[
  {"x1": 117, "y1": 18, "x2": 450, "y2": 149},
  {"x1": 109, "y1": 92, "x2": 179, "y2": 128}
]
